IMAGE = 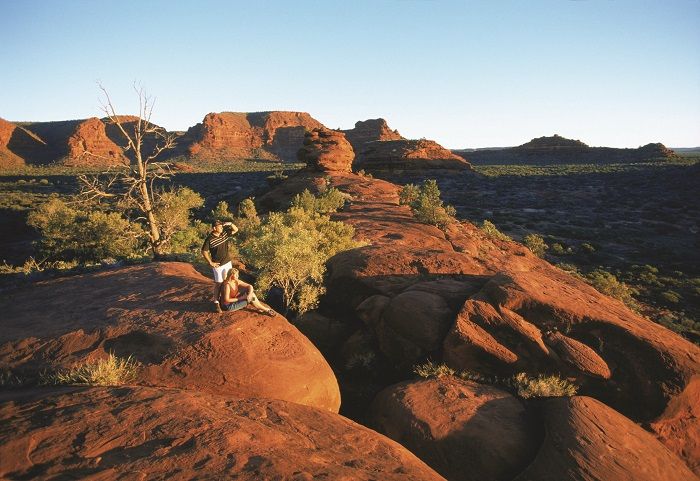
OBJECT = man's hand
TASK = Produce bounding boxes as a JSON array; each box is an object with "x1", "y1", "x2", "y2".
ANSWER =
[{"x1": 210, "y1": 262, "x2": 220, "y2": 268}]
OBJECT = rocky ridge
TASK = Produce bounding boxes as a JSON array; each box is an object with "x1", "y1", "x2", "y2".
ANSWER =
[{"x1": 456, "y1": 134, "x2": 678, "y2": 164}]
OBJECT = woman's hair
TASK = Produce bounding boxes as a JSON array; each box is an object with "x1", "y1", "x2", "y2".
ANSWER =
[{"x1": 225, "y1": 268, "x2": 239, "y2": 281}]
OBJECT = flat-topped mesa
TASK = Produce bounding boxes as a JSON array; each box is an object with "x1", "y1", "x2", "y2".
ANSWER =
[
  {"x1": 355, "y1": 138, "x2": 472, "y2": 171},
  {"x1": 0, "y1": 117, "x2": 50, "y2": 168},
  {"x1": 298, "y1": 128, "x2": 355, "y2": 173},
  {"x1": 342, "y1": 118, "x2": 404, "y2": 153},
  {"x1": 186, "y1": 111, "x2": 326, "y2": 162}
]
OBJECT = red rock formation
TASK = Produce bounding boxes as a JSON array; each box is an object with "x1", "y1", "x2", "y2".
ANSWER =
[
  {"x1": 297, "y1": 128, "x2": 354, "y2": 172},
  {"x1": 64, "y1": 117, "x2": 125, "y2": 167},
  {"x1": 514, "y1": 396, "x2": 697, "y2": 481},
  {"x1": 186, "y1": 111, "x2": 325, "y2": 162},
  {"x1": 355, "y1": 138, "x2": 472, "y2": 171},
  {"x1": 0, "y1": 386, "x2": 445, "y2": 480},
  {"x1": 0, "y1": 262, "x2": 340, "y2": 412},
  {"x1": 371, "y1": 377, "x2": 539, "y2": 481},
  {"x1": 0, "y1": 118, "x2": 49, "y2": 168},
  {"x1": 342, "y1": 118, "x2": 403, "y2": 153}
]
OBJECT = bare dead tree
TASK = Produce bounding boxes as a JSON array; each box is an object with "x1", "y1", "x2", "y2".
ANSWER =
[{"x1": 77, "y1": 83, "x2": 177, "y2": 258}]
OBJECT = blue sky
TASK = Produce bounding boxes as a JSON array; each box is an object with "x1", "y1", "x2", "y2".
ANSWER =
[{"x1": 1, "y1": 0, "x2": 698, "y2": 147}]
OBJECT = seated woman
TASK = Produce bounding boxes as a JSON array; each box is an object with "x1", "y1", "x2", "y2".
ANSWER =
[{"x1": 220, "y1": 268, "x2": 275, "y2": 316}]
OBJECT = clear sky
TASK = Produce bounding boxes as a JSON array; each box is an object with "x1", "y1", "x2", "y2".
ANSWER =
[{"x1": 1, "y1": 0, "x2": 698, "y2": 148}]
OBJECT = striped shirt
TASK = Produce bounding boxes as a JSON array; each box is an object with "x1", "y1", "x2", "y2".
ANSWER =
[{"x1": 202, "y1": 230, "x2": 235, "y2": 264}]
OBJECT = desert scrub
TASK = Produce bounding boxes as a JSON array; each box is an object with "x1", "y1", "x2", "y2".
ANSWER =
[
  {"x1": 507, "y1": 373, "x2": 578, "y2": 399},
  {"x1": 480, "y1": 220, "x2": 511, "y2": 241},
  {"x1": 43, "y1": 353, "x2": 141, "y2": 386},
  {"x1": 413, "y1": 361, "x2": 457, "y2": 378},
  {"x1": 585, "y1": 268, "x2": 639, "y2": 309},
  {"x1": 523, "y1": 233, "x2": 547, "y2": 257},
  {"x1": 400, "y1": 180, "x2": 456, "y2": 229}
]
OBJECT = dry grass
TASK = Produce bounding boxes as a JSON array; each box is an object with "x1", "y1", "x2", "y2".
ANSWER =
[
  {"x1": 508, "y1": 372, "x2": 578, "y2": 399},
  {"x1": 43, "y1": 353, "x2": 141, "y2": 386}
]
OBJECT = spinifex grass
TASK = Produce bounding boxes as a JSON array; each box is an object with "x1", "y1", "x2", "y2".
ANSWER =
[{"x1": 44, "y1": 353, "x2": 141, "y2": 386}]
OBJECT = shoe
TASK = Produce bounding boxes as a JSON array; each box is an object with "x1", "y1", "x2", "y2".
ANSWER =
[
  {"x1": 214, "y1": 302, "x2": 223, "y2": 313},
  {"x1": 265, "y1": 309, "x2": 275, "y2": 317}
]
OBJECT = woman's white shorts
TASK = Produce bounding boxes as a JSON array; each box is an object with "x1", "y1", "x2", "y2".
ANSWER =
[{"x1": 212, "y1": 261, "x2": 232, "y2": 283}]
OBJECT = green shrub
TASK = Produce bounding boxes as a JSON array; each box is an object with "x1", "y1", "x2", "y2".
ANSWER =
[
  {"x1": 406, "y1": 180, "x2": 456, "y2": 229},
  {"x1": 153, "y1": 187, "x2": 204, "y2": 254},
  {"x1": 28, "y1": 197, "x2": 143, "y2": 262},
  {"x1": 661, "y1": 290, "x2": 681, "y2": 304},
  {"x1": 43, "y1": 354, "x2": 141, "y2": 386},
  {"x1": 585, "y1": 269, "x2": 638, "y2": 308},
  {"x1": 241, "y1": 199, "x2": 364, "y2": 316},
  {"x1": 399, "y1": 183, "x2": 420, "y2": 206},
  {"x1": 550, "y1": 243, "x2": 566, "y2": 255},
  {"x1": 292, "y1": 187, "x2": 347, "y2": 214},
  {"x1": 481, "y1": 220, "x2": 511, "y2": 241},
  {"x1": 580, "y1": 242, "x2": 596, "y2": 253},
  {"x1": 524, "y1": 233, "x2": 547, "y2": 257},
  {"x1": 209, "y1": 200, "x2": 234, "y2": 223},
  {"x1": 508, "y1": 373, "x2": 578, "y2": 399}
]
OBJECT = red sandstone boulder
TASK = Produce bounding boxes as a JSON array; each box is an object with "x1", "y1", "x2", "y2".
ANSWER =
[
  {"x1": 342, "y1": 118, "x2": 403, "y2": 153},
  {"x1": 0, "y1": 386, "x2": 445, "y2": 480},
  {"x1": 64, "y1": 116, "x2": 125, "y2": 166},
  {"x1": 544, "y1": 330, "x2": 611, "y2": 379},
  {"x1": 514, "y1": 396, "x2": 697, "y2": 481},
  {"x1": 354, "y1": 138, "x2": 472, "y2": 171},
  {"x1": 0, "y1": 262, "x2": 340, "y2": 412},
  {"x1": 370, "y1": 377, "x2": 538, "y2": 481},
  {"x1": 651, "y1": 375, "x2": 700, "y2": 475},
  {"x1": 297, "y1": 128, "x2": 354, "y2": 172}
]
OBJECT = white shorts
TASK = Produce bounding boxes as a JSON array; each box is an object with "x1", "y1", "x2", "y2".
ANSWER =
[{"x1": 212, "y1": 261, "x2": 232, "y2": 283}]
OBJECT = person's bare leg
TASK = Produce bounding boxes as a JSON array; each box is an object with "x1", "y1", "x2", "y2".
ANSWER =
[
  {"x1": 249, "y1": 294, "x2": 274, "y2": 315},
  {"x1": 213, "y1": 282, "x2": 223, "y2": 302}
]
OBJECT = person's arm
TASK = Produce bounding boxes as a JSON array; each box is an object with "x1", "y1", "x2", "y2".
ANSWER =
[
  {"x1": 201, "y1": 238, "x2": 219, "y2": 268},
  {"x1": 238, "y1": 280, "x2": 255, "y2": 301},
  {"x1": 224, "y1": 222, "x2": 239, "y2": 235},
  {"x1": 221, "y1": 283, "x2": 234, "y2": 304}
]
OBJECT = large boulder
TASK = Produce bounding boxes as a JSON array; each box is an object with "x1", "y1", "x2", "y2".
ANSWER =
[
  {"x1": 0, "y1": 262, "x2": 341, "y2": 412},
  {"x1": 298, "y1": 128, "x2": 354, "y2": 172},
  {"x1": 370, "y1": 377, "x2": 539, "y2": 481},
  {"x1": 0, "y1": 117, "x2": 50, "y2": 168},
  {"x1": 0, "y1": 386, "x2": 445, "y2": 480},
  {"x1": 514, "y1": 396, "x2": 697, "y2": 481}
]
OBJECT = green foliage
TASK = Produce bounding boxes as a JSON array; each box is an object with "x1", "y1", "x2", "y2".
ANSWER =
[
  {"x1": 43, "y1": 353, "x2": 141, "y2": 386},
  {"x1": 403, "y1": 180, "x2": 456, "y2": 229},
  {"x1": 550, "y1": 243, "x2": 567, "y2": 255},
  {"x1": 481, "y1": 220, "x2": 511, "y2": 241},
  {"x1": 524, "y1": 233, "x2": 548, "y2": 257},
  {"x1": 585, "y1": 268, "x2": 638, "y2": 308},
  {"x1": 580, "y1": 242, "x2": 596, "y2": 253},
  {"x1": 27, "y1": 197, "x2": 143, "y2": 262},
  {"x1": 507, "y1": 373, "x2": 578, "y2": 399},
  {"x1": 292, "y1": 187, "x2": 347, "y2": 214},
  {"x1": 399, "y1": 183, "x2": 420, "y2": 206},
  {"x1": 240, "y1": 198, "x2": 364, "y2": 315},
  {"x1": 661, "y1": 290, "x2": 681, "y2": 304},
  {"x1": 153, "y1": 187, "x2": 204, "y2": 254},
  {"x1": 209, "y1": 200, "x2": 234, "y2": 222}
]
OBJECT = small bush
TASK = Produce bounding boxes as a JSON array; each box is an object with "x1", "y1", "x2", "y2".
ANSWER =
[
  {"x1": 580, "y1": 242, "x2": 596, "y2": 253},
  {"x1": 43, "y1": 354, "x2": 141, "y2": 386},
  {"x1": 550, "y1": 243, "x2": 567, "y2": 255},
  {"x1": 406, "y1": 180, "x2": 456, "y2": 229},
  {"x1": 661, "y1": 290, "x2": 681, "y2": 304},
  {"x1": 508, "y1": 373, "x2": 578, "y2": 399},
  {"x1": 292, "y1": 188, "x2": 347, "y2": 214},
  {"x1": 413, "y1": 361, "x2": 455, "y2": 378},
  {"x1": 586, "y1": 269, "x2": 638, "y2": 308},
  {"x1": 481, "y1": 220, "x2": 511, "y2": 241},
  {"x1": 524, "y1": 233, "x2": 547, "y2": 257}
]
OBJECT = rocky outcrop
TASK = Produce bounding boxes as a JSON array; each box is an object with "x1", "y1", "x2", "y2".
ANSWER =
[
  {"x1": 0, "y1": 118, "x2": 49, "y2": 168},
  {"x1": 64, "y1": 117, "x2": 125, "y2": 166},
  {"x1": 186, "y1": 111, "x2": 325, "y2": 162},
  {"x1": 0, "y1": 386, "x2": 445, "y2": 481},
  {"x1": 457, "y1": 134, "x2": 678, "y2": 165},
  {"x1": 371, "y1": 377, "x2": 539, "y2": 481},
  {"x1": 342, "y1": 118, "x2": 403, "y2": 153},
  {"x1": 0, "y1": 262, "x2": 341, "y2": 412},
  {"x1": 514, "y1": 396, "x2": 697, "y2": 481},
  {"x1": 297, "y1": 128, "x2": 354, "y2": 172},
  {"x1": 355, "y1": 138, "x2": 472, "y2": 171}
]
